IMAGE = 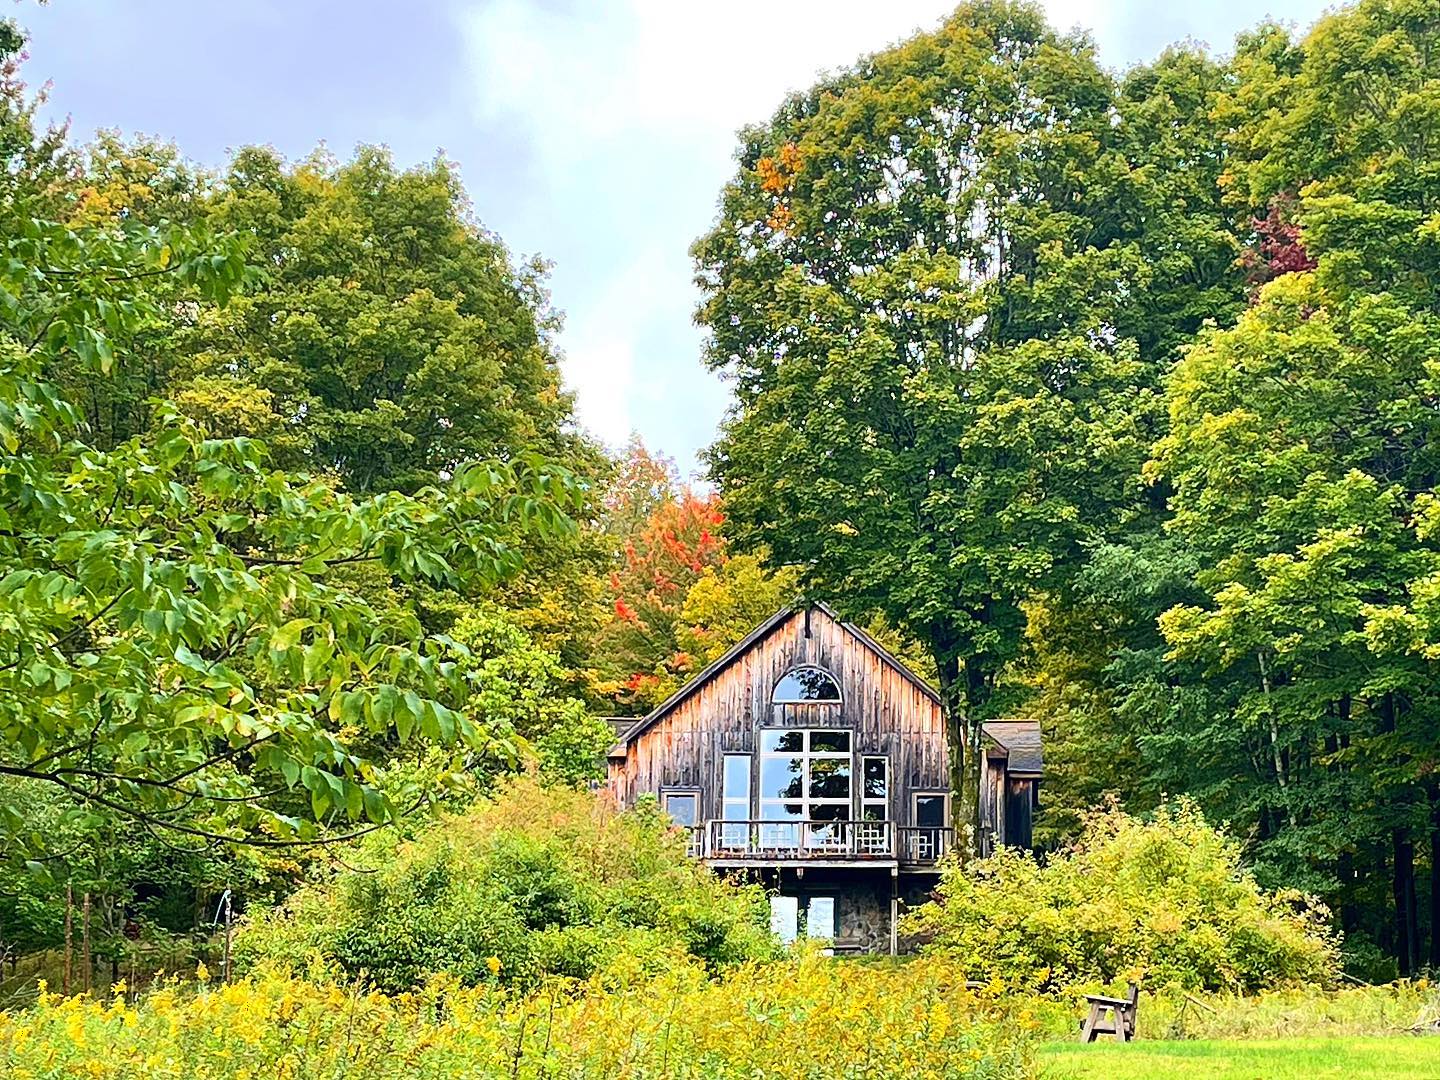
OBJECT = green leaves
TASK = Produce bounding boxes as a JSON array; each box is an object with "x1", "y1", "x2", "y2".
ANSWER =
[
  {"x1": 693, "y1": 1, "x2": 1187, "y2": 848},
  {"x1": 0, "y1": 212, "x2": 579, "y2": 852}
]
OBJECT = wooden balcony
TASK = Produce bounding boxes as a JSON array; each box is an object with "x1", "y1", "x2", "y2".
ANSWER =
[{"x1": 686, "y1": 820, "x2": 954, "y2": 868}]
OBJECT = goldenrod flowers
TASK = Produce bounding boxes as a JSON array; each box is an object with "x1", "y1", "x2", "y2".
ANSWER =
[{"x1": 3, "y1": 953, "x2": 1031, "y2": 1079}]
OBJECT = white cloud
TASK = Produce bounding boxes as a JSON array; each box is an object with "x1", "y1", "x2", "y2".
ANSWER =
[
  {"x1": 459, "y1": 0, "x2": 993, "y2": 466},
  {"x1": 455, "y1": 0, "x2": 1328, "y2": 472}
]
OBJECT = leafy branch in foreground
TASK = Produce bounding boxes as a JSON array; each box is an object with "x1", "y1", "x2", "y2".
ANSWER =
[{"x1": 0, "y1": 216, "x2": 583, "y2": 854}]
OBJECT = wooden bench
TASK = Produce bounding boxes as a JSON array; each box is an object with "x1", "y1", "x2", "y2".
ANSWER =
[{"x1": 1079, "y1": 982, "x2": 1138, "y2": 1043}]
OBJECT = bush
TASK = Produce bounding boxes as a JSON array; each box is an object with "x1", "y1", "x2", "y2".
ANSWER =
[
  {"x1": 0, "y1": 953, "x2": 1035, "y2": 1079},
  {"x1": 235, "y1": 777, "x2": 778, "y2": 991},
  {"x1": 903, "y1": 800, "x2": 1339, "y2": 993}
]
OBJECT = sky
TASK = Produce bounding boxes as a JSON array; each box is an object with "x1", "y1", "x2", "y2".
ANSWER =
[{"x1": 16, "y1": 0, "x2": 1332, "y2": 480}]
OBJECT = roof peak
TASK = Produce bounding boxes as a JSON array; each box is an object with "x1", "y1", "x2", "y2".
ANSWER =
[{"x1": 617, "y1": 603, "x2": 940, "y2": 747}]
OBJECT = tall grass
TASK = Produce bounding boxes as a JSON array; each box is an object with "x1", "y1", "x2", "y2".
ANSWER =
[{"x1": 0, "y1": 951, "x2": 1035, "y2": 1079}]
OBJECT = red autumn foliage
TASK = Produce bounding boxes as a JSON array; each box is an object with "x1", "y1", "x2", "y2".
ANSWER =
[
  {"x1": 596, "y1": 442, "x2": 731, "y2": 709},
  {"x1": 1242, "y1": 193, "x2": 1317, "y2": 288}
]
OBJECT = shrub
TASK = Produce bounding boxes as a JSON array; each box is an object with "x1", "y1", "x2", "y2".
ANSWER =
[
  {"x1": 903, "y1": 799, "x2": 1339, "y2": 993},
  {"x1": 0, "y1": 953, "x2": 1035, "y2": 1079},
  {"x1": 235, "y1": 776, "x2": 778, "y2": 991}
]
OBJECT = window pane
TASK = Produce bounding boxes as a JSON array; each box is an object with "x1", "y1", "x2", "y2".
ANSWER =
[
  {"x1": 772, "y1": 667, "x2": 841, "y2": 703},
  {"x1": 808, "y1": 758, "x2": 851, "y2": 800},
  {"x1": 809, "y1": 804, "x2": 849, "y2": 822},
  {"x1": 806, "y1": 896, "x2": 836, "y2": 939},
  {"x1": 761, "y1": 729, "x2": 804, "y2": 753},
  {"x1": 722, "y1": 800, "x2": 749, "y2": 821},
  {"x1": 862, "y1": 804, "x2": 886, "y2": 821},
  {"x1": 761, "y1": 800, "x2": 804, "y2": 821},
  {"x1": 809, "y1": 730, "x2": 851, "y2": 753},
  {"x1": 723, "y1": 754, "x2": 750, "y2": 800},
  {"x1": 915, "y1": 795, "x2": 946, "y2": 828},
  {"x1": 664, "y1": 793, "x2": 698, "y2": 827},
  {"x1": 770, "y1": 895, "x2": 798, "y2": 944},
  {"x1": 760, "y1": 756, "x2": 805, "y2": 800},
  {"x1": 863, "y1": 757, "x2": 888, "y2": 799}
]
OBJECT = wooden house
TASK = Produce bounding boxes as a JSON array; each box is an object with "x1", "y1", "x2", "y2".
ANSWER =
[{"x1": 606, "y1": 603, "x2": 1042, "y2": 954}]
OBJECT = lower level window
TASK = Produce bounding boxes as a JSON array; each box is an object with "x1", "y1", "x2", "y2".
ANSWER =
[
  {"x1": 769, "y1": 895, "x2": 799, "y2": 943},
  {"x1": 805, "y1": 896, "x2": 836, "y2": 939},
  {"x1": 769, "y1": 894, "x2": 837, "y2": 943}
]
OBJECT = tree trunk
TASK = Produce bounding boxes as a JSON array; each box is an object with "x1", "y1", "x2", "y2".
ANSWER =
[
  {"x1": 936, "y1": 652, "x2": 985, "y2": 864},
  {"x1": 1392, "y1": 827, "x2": 1419, "y2": 976},
  {"x1": 1256, "y1": 650, "x2": 1295, "y2": 829},
  {"x1": 1429, "y1": 782, "x2": 1440, "y2": 970},
  {"x1": 1379, "y1": 691, "x2": 1421, "y2": 975},
  {"x1": 936, "y1": 654, "x2": 971, "y2": 860}
]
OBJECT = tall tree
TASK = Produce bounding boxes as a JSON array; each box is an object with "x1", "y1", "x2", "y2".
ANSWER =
[
  {"x1": 694, "y1": 0, "x2": 1198, "y2": 848},
  {"x1": 0, "y1": 200, "x2": 579, "y2": 854},
  {"x1": 49, "y1": 139, "x2": 595, "y2": 495},
  {"x1": 1144, "y1": 0, "x2": 1440, "y2": 973}
]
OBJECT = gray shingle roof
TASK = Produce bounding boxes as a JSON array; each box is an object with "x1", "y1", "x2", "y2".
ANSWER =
[{"x1": 981, "y1": 720, "x2": 1043, "y2": 777}]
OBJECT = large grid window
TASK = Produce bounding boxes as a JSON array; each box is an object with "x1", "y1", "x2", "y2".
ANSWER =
[{"x1": 759, "y1": 729, "x2": 851, "y2": 841}]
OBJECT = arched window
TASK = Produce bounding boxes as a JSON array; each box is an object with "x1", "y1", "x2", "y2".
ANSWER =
[{"x1": 772, "y1": 666, "x2": 841, "y2": 704}]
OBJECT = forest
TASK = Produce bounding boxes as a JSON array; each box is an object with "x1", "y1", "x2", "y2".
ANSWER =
[{"x1": 2, "y1": 0, "x2": 1440, "y2": 1075}]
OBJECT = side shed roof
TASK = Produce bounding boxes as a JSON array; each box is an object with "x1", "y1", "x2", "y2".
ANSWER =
[{"x1": 981, "y1": 720, "x2": 1043, "y2": 777}]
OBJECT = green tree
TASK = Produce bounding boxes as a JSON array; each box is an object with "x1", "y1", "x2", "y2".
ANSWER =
[
  {"x1": 693, "y1": 0, "x2": 1189, "y2": 848},
  {"x1": 446, "y1": 607, "x2": 613, "y2": 786},
  {"x1": 1140, "y1": 0, "x2": 1440, "y2": 974},
  {"x1": 0, "y1": 203, "x2": 579, "y2": 852},
  {"x1": 47, "y1": 137, "x2": 597, "y2": 496}
]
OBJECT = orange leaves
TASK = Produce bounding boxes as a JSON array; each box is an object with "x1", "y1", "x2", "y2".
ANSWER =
[
  {"x1": 756, "y1": 156, "x2": 786, "y2": 195},
  {"x1": 757, "y1": 142, "x2": 802, "y2": 194},
  {"x1": 766, "y1": 204, "x2": 794, "y2": 233},
  {"x1": 599, "y1": 443, "x2": 731, "y2": 704},
  {"x1": 756, "y1": 142, "x2": 802, "y2": 235}
]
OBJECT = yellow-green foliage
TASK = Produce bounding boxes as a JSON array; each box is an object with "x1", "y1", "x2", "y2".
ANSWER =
[
  {"x1": 235, "y1": 778, "x2": 778, "y2": 992},
  {"x1": 904, "y1": 800, "x2": 1339, "y2": 993},
  {"x1": 0, "y1": 953, "x2": 1034, "y2": 1079}
]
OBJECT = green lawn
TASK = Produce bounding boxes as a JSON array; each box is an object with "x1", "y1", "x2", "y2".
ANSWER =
[{"x1": 1040, "y1": 1037, "x2": 1440, "y2": 1079}]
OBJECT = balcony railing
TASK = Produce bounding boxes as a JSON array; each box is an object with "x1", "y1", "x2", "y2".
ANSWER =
[
  {"x1": 686, "y1": 819, "x2": 954, "y2": 865},
  {"x1": 897, "y1": 825, "x2": 954, "y2": 865}
]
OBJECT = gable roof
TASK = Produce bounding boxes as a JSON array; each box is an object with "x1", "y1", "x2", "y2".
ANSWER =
[
  {"x1": 981, "y1": 720, "x2": 1043, "y2": 777},
  {"x1": 614, "y1": 602, "x2": 941, "y2": 751}
]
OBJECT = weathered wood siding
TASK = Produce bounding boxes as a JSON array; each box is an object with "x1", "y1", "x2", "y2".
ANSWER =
[{"x1": 608, "y1": 607, "x2": 949, "y2": 825}]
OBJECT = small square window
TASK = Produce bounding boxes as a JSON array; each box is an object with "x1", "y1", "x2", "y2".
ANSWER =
[
  {"x1": 914, "y1": 793, "x2": 947, "y2": 828},
  {"x1": 663, "y1": 791, "x2": 698, "y2": 827}
]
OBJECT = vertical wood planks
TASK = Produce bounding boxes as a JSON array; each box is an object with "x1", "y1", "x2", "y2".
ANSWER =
[{"x1": 609, "y1": 607, "x2": 949, "y2": 825}]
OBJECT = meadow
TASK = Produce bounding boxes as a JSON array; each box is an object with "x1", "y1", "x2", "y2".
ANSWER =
[
  {"x1": 2, "y1": 961, "x2": 1435, "y2": 1080},
  {"x1": 1042, "y1": 1039, "x2": 1440, "y2": 1080}
]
